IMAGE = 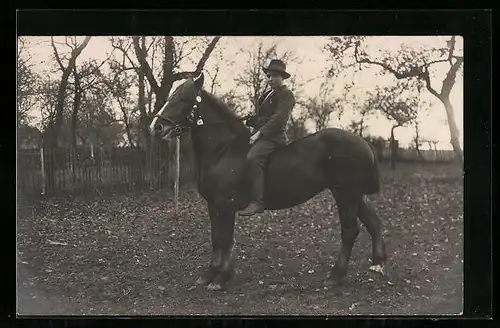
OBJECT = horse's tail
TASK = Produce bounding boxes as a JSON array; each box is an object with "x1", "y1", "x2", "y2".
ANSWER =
[{"x1": 365, "y1": 142, "x2": 381, "y2": 194}]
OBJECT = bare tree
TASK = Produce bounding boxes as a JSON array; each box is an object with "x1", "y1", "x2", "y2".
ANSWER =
[
  {"x1": 70, "y1": 55, "x2": 112, "y2": 151},
  {"x1": 108, "y1": 36, "x2": 220, "y2": 149},
  {"x1": 44, "y1": 36, "x2": 92, "y2": 149},
  {"x1": 325, "y1": 36, "x2": 463, "y2": 165},
  {"x1": 365, "y1": 83, "x2": 420, "y2": 169},
  {"x1": 299, "y1": 80, "x2": 343, "y2": 133},
  {"x1": 204, "y1": 46, "x2": 231, "y2": 94},
  {"x1": 132, "y1": 36, "x2": 221, "y2": 112},
  {"x1": 286, "y1": 110, "x2": 309, "y2": 141},
  {"x1": 17, "y1": 38, "x2": 40, "y2": 127},
  {"x1": 413, "y1": 120, "x2": 425, "y2": 162}
]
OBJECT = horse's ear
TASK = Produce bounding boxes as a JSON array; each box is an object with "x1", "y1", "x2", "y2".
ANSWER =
[{"x1": 193, "y1": 72, "x2": 204, "y2": 90}]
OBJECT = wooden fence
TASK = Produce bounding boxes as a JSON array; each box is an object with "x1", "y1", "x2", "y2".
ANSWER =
[
  {"x1": 17, "y1": 140, "x2": 195, "y2": 200},
  {"x1": 17, "y1": 142, "x2": 455, "y2": 201},
  {"x1": 382, "y1": 148, "x2": 457, "y2": 162}
]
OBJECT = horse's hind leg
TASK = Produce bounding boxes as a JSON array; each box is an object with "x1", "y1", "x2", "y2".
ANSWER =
[
  {"x1": 357, "y1": 196, "x2": 387, "y2": 275},
  {"x1": 330, "y1": 190, "x2": 361, "y2": 283}
]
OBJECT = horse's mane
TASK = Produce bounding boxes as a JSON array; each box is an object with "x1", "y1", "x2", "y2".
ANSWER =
[
  {"x1": 201, "y1": 89, "x2": 241, "y2": 121},
  {"x1": 201, "y1": 89, "x2": 250, "y2": 139}
]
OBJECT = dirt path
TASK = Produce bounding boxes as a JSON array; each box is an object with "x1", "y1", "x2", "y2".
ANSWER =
[{"x1": 16, "y1": 163, "x2": 463, "y2": 316}]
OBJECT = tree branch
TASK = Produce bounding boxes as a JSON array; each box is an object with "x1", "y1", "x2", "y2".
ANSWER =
[
  {"x1": 132, "y1": 36, "x2": 161, "y2": 95},
  {"x1": 50, "y1": 37, "x2": 66, "y2": 71},
  {"x1": 447, "y1": 36, "x2": 456, "y2": 65},
  {"x1": 162, "y1": 36, "x2": 174, "y2": 86},
  {"x1": 115, "y1": 97, "x2": 136, "y2": 148},
  {"x1": 71, "y1": 37, "x2": 92, "y2": 60},
  {"x1": 174, "y1": 39, "x2": 194, "y2": 67},
  {"x1": 172, "y1": 36, "x2": 221, "y2": 81},
  {"x1": 111, "y1": 39, "x2": 138, "y2": 71},
  {"x1": 354, "y1": 42, "x2": 448, "y2": 80},
  {"x1": 80, "y1": 53, "x2": 113, "y2": 81},
  {"x1": 422, "y1": 68, "x2": 441, "y2": 99},
  {"x1": 441, "y1": 56, "x2": 464, "y2": 98}
]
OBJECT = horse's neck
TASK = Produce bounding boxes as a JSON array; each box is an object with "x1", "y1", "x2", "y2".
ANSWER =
[
  {"x1": 190, "y1": 120, "x2": 241, "y2": 166},
  {"x1": 191, "y1": 126, "x2": 232, "y2": 156},
  {"x1": 190, "y1": 91, "x2": 250, "y2": 163}
]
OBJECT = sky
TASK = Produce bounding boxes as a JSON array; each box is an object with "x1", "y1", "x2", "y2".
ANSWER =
[{"x1": 19, "y1": 36, "x2": 463, "y2": 150}]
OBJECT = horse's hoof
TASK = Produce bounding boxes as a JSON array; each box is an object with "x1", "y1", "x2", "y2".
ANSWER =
[
  {"x1": 206, "y1": 282, "x2": 224, "y2": 291},
  {"x1": 369, "y1": 264, "x2": 385, "y2": 275},
  {"x1": 369, "y1": 264, "x2": 391, "y2": 280},
  {"x1": 196, "y1": 276, "x2": 210, "y2": 285},
  {"x1": 197, "y1": 267, "x2": 218, "y2": 285},
  {"x1": 329, "y1": 267, "x2": 347, "y2": 284}
]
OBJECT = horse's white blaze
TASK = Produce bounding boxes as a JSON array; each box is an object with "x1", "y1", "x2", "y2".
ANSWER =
[
  {"x1": 150, "y1": 100, "x2": 171, "y2": 135},
  {"x1": 149, "y1": 117, "x2": 159, "y2": 134},
  {"x1": 193, "y1": 73, "x2": 203, "y2": 84}
]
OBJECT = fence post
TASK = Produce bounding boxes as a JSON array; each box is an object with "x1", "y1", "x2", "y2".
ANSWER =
[
  {"x1": 174, "y1": 136, "x2": 180, "y2": 215},
  {"x1": 40, "y1": 146, "x2": 46, "y2": 196}
]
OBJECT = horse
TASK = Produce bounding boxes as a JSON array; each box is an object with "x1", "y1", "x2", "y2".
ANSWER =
[{"x1": 149, "y1": 73, "x2": 387, "y2": 291}]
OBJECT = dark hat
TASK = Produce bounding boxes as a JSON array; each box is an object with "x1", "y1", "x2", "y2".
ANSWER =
[{"x1": 262, "y1": 59, "x2": 291, "y2": 79}]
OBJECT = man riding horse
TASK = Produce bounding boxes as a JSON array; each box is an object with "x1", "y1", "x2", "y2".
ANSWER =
[
  {"x1": 149, "y1": 61, "x2": 388, "y2": 291},
  {"x1": 238, "y1": 59, "x2": 296, "y2": 216}
]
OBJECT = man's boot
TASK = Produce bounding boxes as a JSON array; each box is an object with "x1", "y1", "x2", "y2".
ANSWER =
[{"x1": 238, "y1": 163, "x2": 265, "y2": 216}]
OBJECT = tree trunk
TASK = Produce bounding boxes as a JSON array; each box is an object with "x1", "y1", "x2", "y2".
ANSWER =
[
  {"x1": 71, "y1": 64, "x2": 82, "y2": 183},
  {"x1": 138, "y1": 57, "x2": 149, "y2": 149},
  {"x1": 390, "y1": 125, "x2": 400, "y2": 170},
  {"x1": 45, "y1": 68, "x2": 72, "y2": 149},
  {"x1": 441, "y1": 97, "x2": 463, "y2": 165},
  {"x1": 415, "y1": 141, "x2": 425, "y2": 162},
  {"x1": 374, "y1": 139, "x2": 384, "y2": 162},
  {"x1": 414, "y1": 122, "x2": 425, "y2": 162}
]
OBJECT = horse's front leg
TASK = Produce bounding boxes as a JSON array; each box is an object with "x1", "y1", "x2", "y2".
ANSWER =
[
  {"x1": 196, "y1": 249, "x2": 221, "y2": 285},
  {"x1": 206, "y1": 205, "x2": 236, "y2": 291},
  {"x1": 196, "y1": 203, "x2": 223, "y2": 286}
]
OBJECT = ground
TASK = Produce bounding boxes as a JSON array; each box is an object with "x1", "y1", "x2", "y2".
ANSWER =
[{"x1": 16, "y1": 162, "x2": 463, "y2": 316}]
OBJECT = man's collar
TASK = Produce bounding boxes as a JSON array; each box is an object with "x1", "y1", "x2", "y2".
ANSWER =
[{"x1": 271, "y1": 84, "x2": 287, "y2": 92}]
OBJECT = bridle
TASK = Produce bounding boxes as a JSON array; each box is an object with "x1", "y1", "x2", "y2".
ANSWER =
[{"x1": 153, "y1": 92, "x2": 251, "y2": 137}]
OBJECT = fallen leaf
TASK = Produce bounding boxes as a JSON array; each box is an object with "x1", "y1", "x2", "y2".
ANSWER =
[{"x1": 47, "y1": 239, "x2": 68, "y2": 246}]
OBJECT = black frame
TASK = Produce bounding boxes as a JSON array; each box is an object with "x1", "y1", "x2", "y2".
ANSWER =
[{"x1": 8, "y1": 8, "x2": 493, "y2": 328}]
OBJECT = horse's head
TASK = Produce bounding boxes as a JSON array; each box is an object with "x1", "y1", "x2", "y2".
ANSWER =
[{"x1": 149, "y1": 73, "x2": 205, "y2": 140}]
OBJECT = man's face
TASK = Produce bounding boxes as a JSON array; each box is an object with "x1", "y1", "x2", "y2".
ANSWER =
[{"x1": 267, "y1": 71, "x2": 284, "y2": 89}]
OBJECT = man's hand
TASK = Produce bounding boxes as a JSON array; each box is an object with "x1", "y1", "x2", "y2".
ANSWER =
[{"x1": 249, "y1": 131, "x2": 261, "y2": 145}]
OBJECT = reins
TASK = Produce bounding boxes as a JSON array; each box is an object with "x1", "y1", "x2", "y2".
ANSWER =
[{"x1": 154, "y1": 91, "x2": 251, "y2": 137}]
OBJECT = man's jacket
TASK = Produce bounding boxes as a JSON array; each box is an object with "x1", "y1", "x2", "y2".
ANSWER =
[{"x1": 246, "y1": 85, "x2": 296, "y2": 145}]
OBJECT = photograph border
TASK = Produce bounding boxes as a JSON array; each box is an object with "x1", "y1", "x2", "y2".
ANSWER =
[{"x1": 9, "y1": 8, "x2": 493, "y2": 328}]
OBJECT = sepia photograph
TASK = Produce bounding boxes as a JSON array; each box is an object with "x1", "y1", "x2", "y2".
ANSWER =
[{"x1": 17, "y1": 35, "x2": 464, "y2": 316}]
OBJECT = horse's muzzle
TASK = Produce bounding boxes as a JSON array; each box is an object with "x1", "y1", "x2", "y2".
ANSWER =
[
  {"x1": 154, "y1": 123, "x2": 164, "y2": 133},
  {"x1": 150, "y1": 118, "x2": 173, "y2": 139}
]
